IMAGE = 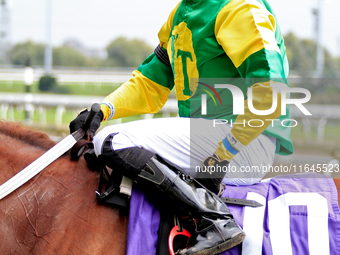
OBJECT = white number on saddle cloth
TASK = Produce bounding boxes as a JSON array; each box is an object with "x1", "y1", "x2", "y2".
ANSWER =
[{"x1": 242, "y1": 192, "x2": 330, "y2": 255}]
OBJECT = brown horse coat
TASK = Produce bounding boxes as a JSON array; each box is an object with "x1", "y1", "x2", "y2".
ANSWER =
[{"x1": 0, "y1": 122, "x2": 127, "y2": 255}]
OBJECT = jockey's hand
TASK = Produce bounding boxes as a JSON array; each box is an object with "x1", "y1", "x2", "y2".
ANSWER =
[
  {"x1": 202, "y1": 154, "x2": 230, "y2": 171},
  {"x1": 69, "y1": 108, "x2": 103, "y2": 138}
]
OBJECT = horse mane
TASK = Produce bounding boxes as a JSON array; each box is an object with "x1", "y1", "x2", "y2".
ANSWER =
[{"x1": 0, "y1": 121, "x2": 56, "y2": 150}]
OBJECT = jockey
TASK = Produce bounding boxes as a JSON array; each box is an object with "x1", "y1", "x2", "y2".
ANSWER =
[{"x1": 70, "y1": 0, "x2": 293, "y2": 254}]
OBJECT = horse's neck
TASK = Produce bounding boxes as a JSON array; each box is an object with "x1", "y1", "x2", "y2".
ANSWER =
[
  {"x1": 0, "y1": 133, "x2": 47, "y2": 174},
  {"x1": 0, "y1": 122, "x2": 56, "y2": 150},
  {"x1": 0, "y1": 129, "x2": 128, "y2": 255},
  {"x1": 0, "y1": 121, "x2": 59, "y2": 177}
]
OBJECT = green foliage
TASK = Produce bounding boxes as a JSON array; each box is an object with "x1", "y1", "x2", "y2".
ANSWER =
[
  {"x1": 285, "y1": 32, "x2": 317, "y2": 75},
  {"x1": 284, "y1": 32, "x2": 339, "y2": 78},
  {"x1": 53, "y1": 46, "x2": 89, "y2": 67},
  {"x1": 106, "y1": 37, "x2": 153, "y2": 67},
  {"x1": 9, "y1": 37, "x2": 154, "y2": 68},
  {"x1": 38, "y1": 75, "x2": 57, "y2": 92},
  {"x1": 9, "y1": 41, "x2": 45, "y2": 65}
]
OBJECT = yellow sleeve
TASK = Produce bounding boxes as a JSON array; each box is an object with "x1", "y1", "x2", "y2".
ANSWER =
[
  {"x1": 215, "y1": 0, "x2": 280, "y2": 69},
  {"x1": 215, "y1": 81, "x2": 287, "y2": 161},
  {"x1": 230, "y1": 82, "x2": 288, "y2": 146},
  {"x1": 213, "y1": 0, "x2": 289, "y2": 161},
  {"x1": 101, "y1": 70, "x2": 171, "y2": 121},
  {"x1": 100, "y1": 2, "x2": 181, "y2": 121}
]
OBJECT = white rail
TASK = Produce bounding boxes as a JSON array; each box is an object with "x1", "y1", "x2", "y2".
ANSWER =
[
  {"x1": 0, "y1": 93, "x2": 178, "y2": 126},
  {"x1": 0, "y1": 92, "x2": 339, "y2": 141}
]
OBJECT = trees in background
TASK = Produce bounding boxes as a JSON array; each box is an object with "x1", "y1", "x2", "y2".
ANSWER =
[
  {"x1": 52, "y1": 46, "x2": 91, "y2": 67},
  {"x1": 105, "y1": 37, "x2": 153, "y2": 67},
  {"x1": 8, "y1": 34, "x2": 340, "y2": 101},
  {"x1": 10, "y1": 41, "x2": 45, "y2": 66},
  {"x1": 284, "y1": 32, "x2": 338, "y2": 78},
  {"x1": 283, "y1": 32, "x2": 340, "y2": 98},
  {"x1": 8, "y1": 37, "x2": 153, "y2": 68},
  {"x1": 9, "y1": 41, "x2": 96, "y2": 67},
  {"x1": 7, "y1": 34, "x2": 340, "y2": 80}
]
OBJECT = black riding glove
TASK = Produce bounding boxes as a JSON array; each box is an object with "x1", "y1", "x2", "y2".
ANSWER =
[
  {"x1": 199, "y1": 154, "x2": 229, "y2": 195},
  {"x1": 69, "y1": 108, "x2": 104, "y2": 138}
]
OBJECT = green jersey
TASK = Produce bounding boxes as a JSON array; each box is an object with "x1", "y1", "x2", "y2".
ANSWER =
[{"x1": 103, "y1": 0, "x2": 293, "y2": 155}]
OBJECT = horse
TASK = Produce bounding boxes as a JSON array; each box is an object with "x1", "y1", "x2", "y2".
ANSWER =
[
  {"x1": 0, "y1": 121, "x2": 339, "y2": 255},
  {"x1": 0, "y1": 121, "x2": 128, "y2": 255}
]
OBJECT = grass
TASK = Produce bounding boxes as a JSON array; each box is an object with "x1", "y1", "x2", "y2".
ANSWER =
[
  {"x1": 0, "y1": 80, "x2": 122, "y2": 96},
  {"x1": 0, "y1": 80, "x2": 177, "y2": 97}
]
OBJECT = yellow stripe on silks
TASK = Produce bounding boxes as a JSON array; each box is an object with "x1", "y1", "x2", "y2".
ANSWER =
[
  {"x1": 102, "y1": 70, "x2": 170, "y2": 120},
  {"x1": 231, "y1": 81, "x2": 287, "y2": 147},
  {"x1": 158, "y1": 1, "x2": 181, "y2": 49},
  {"x1": 215, "y1": 0, "x2": 280, "y2": 68}
]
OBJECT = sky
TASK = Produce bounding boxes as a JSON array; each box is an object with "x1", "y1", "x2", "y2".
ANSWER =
[{"x1": 7, "y1": 0, "x2": 340, "y2": 56}]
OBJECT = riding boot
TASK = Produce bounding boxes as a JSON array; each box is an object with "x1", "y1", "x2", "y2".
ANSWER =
[{"x1": 101, "y1": 147, "x2": 245, "y2": 255}]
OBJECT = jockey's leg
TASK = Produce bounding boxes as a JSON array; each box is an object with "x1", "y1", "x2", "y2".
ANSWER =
[
  {"x1": 95, "y1": 138, "x2": 245, "y2": 255},
  {"x1": 93, "y1": 117, "x2": 275, "y2": 254},
  {"x1": 93, "y1": 118, "x2": 276, "y2": 189}
]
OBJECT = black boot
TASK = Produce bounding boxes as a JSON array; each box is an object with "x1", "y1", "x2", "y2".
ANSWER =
[
  {"x1": 179, "y1": 216, "x2": 244, "y2": 255},
  {"x1": 101, "y1": 147, "x2": 245, "y2": 255}
]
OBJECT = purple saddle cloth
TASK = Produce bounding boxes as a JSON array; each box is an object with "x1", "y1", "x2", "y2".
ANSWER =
[{"x1": 126, "y1": 174, "x2": 340, "y2": 255}]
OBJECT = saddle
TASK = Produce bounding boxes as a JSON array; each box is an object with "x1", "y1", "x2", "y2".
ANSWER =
[
  {"x1": 74, "y1": 143, "x2": 340, "y2": 254},
  {"x1": 80, "y1": 146, "x2": 262, "y2": 255}
]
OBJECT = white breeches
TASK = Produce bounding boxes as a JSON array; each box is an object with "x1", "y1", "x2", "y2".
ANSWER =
[{"x1": 93, "y1": 117, "x2": 276, "y2": 186}]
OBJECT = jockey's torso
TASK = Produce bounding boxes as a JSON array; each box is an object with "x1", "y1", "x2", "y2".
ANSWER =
[
  {"x1": 102, "y1": 0, "x2": 293, "y2": 155},
  {"x1": 154, "y1": 0, "x2": 292, "y2": 155}
]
